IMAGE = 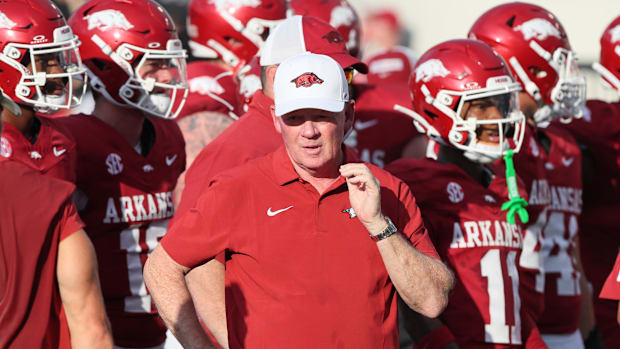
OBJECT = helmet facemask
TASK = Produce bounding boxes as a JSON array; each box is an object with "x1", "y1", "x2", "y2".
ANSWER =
[
  {"x1": 427, "y1": 79, "x2": 526, "y2": 164},
  {"x1": 91, "y1": 39, "x2": 188, "y2": 119},
  {"x1": 1, "y1": 25, "x2": 87, "y2": 114},
  {"x1": 509, "y1": 45, "x2": 586, "y2": 126}
]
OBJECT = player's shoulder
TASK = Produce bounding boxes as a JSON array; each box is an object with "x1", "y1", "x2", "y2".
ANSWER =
[
  {"x1": 0, "y1": 160, "x2": 74, "y2": 201},
  {"x1": 386, "y1": 157, "x2": 452, "y2": 183}
]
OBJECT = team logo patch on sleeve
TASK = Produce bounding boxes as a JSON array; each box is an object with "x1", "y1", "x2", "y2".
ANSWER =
[
  {"x1": 291, "y1": 73, "x2": 324, "y2": 88},
  {"x1": 446, "y1": 181, "x2": 464, "y2": 203},
  {"x1": 106, "y1": 153, "x2": 124, "y2": 175},
  {"x1": 0, "y1": 137, "x2": 12, "y2": 157}
]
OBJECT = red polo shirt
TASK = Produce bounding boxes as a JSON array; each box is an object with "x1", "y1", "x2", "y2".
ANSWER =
[
  {"x1": 162, "y1": 146, "x2": 439, "y2": 349},
  {"x1": 172, "y1": 90, "x2": 281, "y2": 225}
]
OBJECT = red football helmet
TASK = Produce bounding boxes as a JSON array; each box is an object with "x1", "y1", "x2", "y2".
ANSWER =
[
  {"x1": 69, "y1": 0, "x2": 188, "y2": 119},
  {"x1": 408, "y1": 39, "x2": 525, "y2": 164},
  {"x1": 288, "y1": 0, "x2": 362, "y2": 58},
  {"x1": 187, "y1": 0, "x2": 286, "y2": 69},
  {"x1": 0, "y1": 0, "x2": 87, "y2": 114},
  {"x1": 469, "y1": 2, "x2": 585, "y2": 124},
  {"x1": 592, "y1": 16, "x2": 620, "y2": 94}
]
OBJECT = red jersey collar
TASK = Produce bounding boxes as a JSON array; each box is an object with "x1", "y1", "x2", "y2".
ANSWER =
[{"x1": 272, "y1": 145, "x2": 361, "y2": 186}]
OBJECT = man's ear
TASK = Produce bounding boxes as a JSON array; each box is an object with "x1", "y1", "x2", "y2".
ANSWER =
[
  {"x1": 343, "y1": 100, "x2": 355, "y2": 135},
  {"x1": 271, "y1": 105, "x2": 282, "y2": 134}
]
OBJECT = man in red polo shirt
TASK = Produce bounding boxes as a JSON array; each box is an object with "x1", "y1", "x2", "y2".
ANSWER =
[
  {"x1": 0, "y1": 91, "x2": 112, "y2": 348},
  {"x1": 172, "y1": 16, "x2": 369, "y2": 344},
  {"x1": 145, "y1": 53, "x2": 453, "y2": 349}
]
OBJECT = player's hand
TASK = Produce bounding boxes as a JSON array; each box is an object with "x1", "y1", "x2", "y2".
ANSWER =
[{"x1": 339, "y1": 163, "x2": 386, "y2": 235}]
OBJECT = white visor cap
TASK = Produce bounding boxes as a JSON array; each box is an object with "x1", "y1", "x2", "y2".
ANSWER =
[{"x1": 274, "y1": 53, "x2": 349, "y2": 117}]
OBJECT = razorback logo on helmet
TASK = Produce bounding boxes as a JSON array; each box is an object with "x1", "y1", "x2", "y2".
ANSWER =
[
  {"x1": 189, "y1": 76, "x2": 225, "y2": 95},
  {"x1": 0, "y1": 11, "x2": 16, "y2": 29},
  {"x1": 330, "y1": 5, "x2": 355, "y2": 27},
  {"x1": 514, "y1": 18, "x2": 561, "y2": 41},
  {"x1": 0, "y1": 137, "x2": 12, "y2": 158},
  {"x1": 211, "y1": 0, "x2": 261, "y2": 10},
  {"x1": 291, "y1": 72, "x2": 324, "y2": 88},
  {"x1": 322, "y1": 30, "x2": 344, "y2": 44},
  {"x1": 610, "y1": 24, "x2": 620, "y2": 43},
  {"x1": 85, "y1": 9, "x2": 134, "y2": 32},
  {"x1": 415, "y1": 59, "x2": 450, "y2": 83}
]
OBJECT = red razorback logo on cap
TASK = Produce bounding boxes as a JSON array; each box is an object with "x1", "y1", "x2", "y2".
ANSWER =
[
  {"x1": 291, "y1": 72, "x2": 324, "y2": 88},
  {"x1": 322, "y1": 30, "x2": 344, "y2": 44}
]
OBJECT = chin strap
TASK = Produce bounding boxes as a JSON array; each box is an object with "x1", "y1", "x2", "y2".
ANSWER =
[{"x1": 501, "y1": 149, "x2": 529, "y2": 224}]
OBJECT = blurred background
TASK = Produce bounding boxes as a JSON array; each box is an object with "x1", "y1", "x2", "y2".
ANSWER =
[{"x1": 54, "y1": 0, "x2": 619, "y2": 101}]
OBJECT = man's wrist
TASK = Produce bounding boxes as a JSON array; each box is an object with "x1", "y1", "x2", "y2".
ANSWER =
[
  {"x1": 369, "y1": 216, "x2": 397, "y2": 242},
  {"x1": 365, "y1": 215, "x2": 388, "y2": 237}
]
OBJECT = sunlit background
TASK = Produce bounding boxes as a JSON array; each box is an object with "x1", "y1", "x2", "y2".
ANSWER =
[{"x1": 54, "y1": 0, "x2": 619, "y2": 100}]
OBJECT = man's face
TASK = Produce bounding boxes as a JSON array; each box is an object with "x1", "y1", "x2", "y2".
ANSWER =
[
  {"x1": 272, "y1": 105, "x2": 352, "y2": 174},
  {"x1": 461, "y1": 95, "x2": 508, "y2": 146}
]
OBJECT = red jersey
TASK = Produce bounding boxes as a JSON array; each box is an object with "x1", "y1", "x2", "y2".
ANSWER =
[
  {"x1": 163, "y1": 146, "x2": 439, "y2": 349},
  {"x1": 600, "y1": 252, "x2": 620, "y2": 300},
  {"x1": 387, "y1": 158, "x2": 533, "y2": 348},
  {"x1": 492, "y1": 125, "x2": 584, "y2": 335},
  {"x1": 172, "y1": 90, "x2": 280, "y2": 224},
  {"x1": 58, "y1": 114, "x2": 186, "y2": 348},
  {"x1": 0, "y1": 116, "x2": 76, "y2": 183},
  {"x1": 348, "y1": 83, "x2": 420, "y2": 168},
  {"x1": 560, "y1": 100, "x2": 620, "y2": 346},
  {"x1": 178, "y1": 61, "x2": 240, "y2": 120},
  {"x1": 0, "y1": 161, "x2": 83, "y2": 349}
]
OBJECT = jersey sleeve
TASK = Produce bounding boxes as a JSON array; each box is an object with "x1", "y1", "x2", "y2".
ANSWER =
[
  {"x1": 600, "y1": 251, "x2": 620, "y2": 300},
  {"x1": 161, "y1": 181, "x2": 230, "y2": 268},
  {"x1": 58, "y1": 198, "x2": 85, "y2": 241}
]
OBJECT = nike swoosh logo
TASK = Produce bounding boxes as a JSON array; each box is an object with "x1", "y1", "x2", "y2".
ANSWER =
[
  {"x1": 267, "y1": 206, "x2": 293, "y2": 217},
  {"x1": 53, "y1": 147, "x2": 66, "y2": 157},
  {"x1": 165, "y1": 154, "x2": 178, "y2": 166},
  {"x1": 561, "y1": 156, "x2": 574, "y2": 167},
  {"x1": 354, "y1": 119, "x2": 378, "y2": 131}
]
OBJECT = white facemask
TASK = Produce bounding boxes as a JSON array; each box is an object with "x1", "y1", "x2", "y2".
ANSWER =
[{"x1": 142, "y1": 93, "x2": 172, "y2": 115}]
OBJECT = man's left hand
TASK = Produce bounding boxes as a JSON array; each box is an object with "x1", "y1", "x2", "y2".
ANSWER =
[{"x1": 339, "y1": 163, "x2": 386, "y2": 235}]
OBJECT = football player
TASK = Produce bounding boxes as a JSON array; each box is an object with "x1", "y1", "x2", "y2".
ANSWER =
[
  {"x1": 59, "y1": 0, "x2": 188, "y2": 347},
  {"x1": 561, "y1": 15, "x2": 620, "y2": 348},
  {"x1": 0, "y1": 0, "x2": 87, "y2": 183},
  {"x1": 469, "y1": 3, "x2": 592, "y2": 348},
  {"x1": 0, "y1": 88, "x2": 113, "y2": 349},
  {"x1": 386, "y1": 39, "x2": 547, "y2": 348}
]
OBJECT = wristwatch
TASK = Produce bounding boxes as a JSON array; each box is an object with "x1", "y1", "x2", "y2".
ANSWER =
[{"x1": 369, "y1": 216, "x2": 397, "y2": 242}]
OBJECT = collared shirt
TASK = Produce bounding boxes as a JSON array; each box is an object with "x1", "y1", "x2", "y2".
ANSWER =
[
  {"x1": 172, "y1": 90, "x2": 282, "y2": 225},
  {"x1": 0, "y1": 116, "x2": 77, "y2": 183},
  {"x1": 162, "y1": 146, "x2": 438, "y2": 349},
  {"x1": 0, "y1": 161, "x2": 83, "y2": 349}
]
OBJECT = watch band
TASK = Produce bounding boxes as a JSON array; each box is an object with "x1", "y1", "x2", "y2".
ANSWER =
[{"x1": 370, "y1": 216, "x2": 397, "y2": 242}]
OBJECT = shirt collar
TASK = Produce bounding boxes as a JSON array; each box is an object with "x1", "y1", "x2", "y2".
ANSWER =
[{"x1": 272, "y1": 145, "x2": 362, "y2": 186}]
